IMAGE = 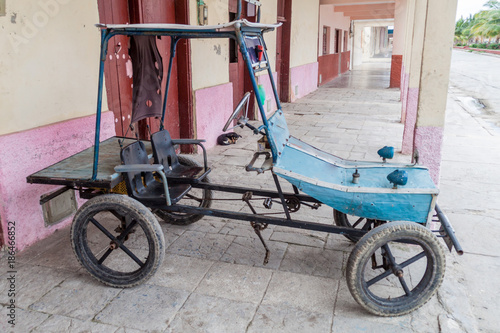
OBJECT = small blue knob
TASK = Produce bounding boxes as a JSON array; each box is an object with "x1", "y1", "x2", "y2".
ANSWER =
[
  {"x1": 378, "y1": 146, "x2": 394, "y2": 160},
  {"x1": 387, "y1": 170, "x2": 408, "y2": 187}
]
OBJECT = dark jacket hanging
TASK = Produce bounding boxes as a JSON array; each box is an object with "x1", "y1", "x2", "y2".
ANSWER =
[{"x1": 129, "y1": 35, "x2": 163, "y2": 124}]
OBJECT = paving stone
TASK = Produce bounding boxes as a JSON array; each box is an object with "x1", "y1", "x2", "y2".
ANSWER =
[
  {"x1": 270, "y1": 230, "x2": 325, "y2": 248},
  {"x1": 325, "y1": 233, "x2": 354, "y2": 252},
  {"x1": 247, "y1": 303, "x2": 332, "y2": 333},
  {"x1": 450, "y1": 254, "x2": 499, "y2": 333},
  {"x1": 405, "y1": 295, "x2": 453, "y2": 333},
  {"x1": 148, "y1": 254, "x2": 214, "y2": 292},
  {"x1": 167, "y1": 230, "x2": 235, "y2": 260},
  {"x1": 220, "y1": 147, "x2": 256, "y2": 157},
  {"x1": 29, "y1": 272, "x2": 121, "y2": 321},
  {"x1": 113, "y1": 327, "x2": 147, "y2": 333},
  {"x1": 165, "y1": 217, "x2": 226, "y2": 234},
  {"x1": 279, "y1": 244, "x2": 344, "y2": 278},
  {"x1": 16, "y1": 227, "x2": 81, "y2": 272},
  {"x1": 431, "y1": 258, "x2": 478, "y2": 333},
  {"x1": 338, "y1": 121, "x2": 365, "y2": 130},
  {"x1": 438, "y1": 314, "x2": 466, "y2": 333},
  {"x1": 262, "y1": 270, "x2": 337, "y2": 315},
  {"x1": 195, "y1": 261, "x2": 273, "y2": 303},
  {"x1": 31, "y1": 314, "x2": 117, "y2": 333},
  {"x1": 0, "y1": 306, "x2": 49, "y2": 333},
  {"x1": 156, "y1": 224, "x2": 185, "y2": 248},
  {"x1": 0, "y1": 264, "x2": 73, "y2": 308},
  {"x1": 95, "y1": 284, "x2": 189, "y2": 332},
  {"x1": 445, "y1": 213, "x2": 500, "y2": 256},
  {"x1": 219, "y1": 221, "x2": 273, "y2": 240},
  {"x1": 220, "y1": 236, "x2": 287, "y2": 270},
  {"x1": 16, "y1": 227, "x2": 70, "y2": 264},
  {"x1": 165, "y1": 293, "x2": 256, "y2": 333},
  {"x1": 348, "y1": 152, "x2": 366, "y2": 160}
]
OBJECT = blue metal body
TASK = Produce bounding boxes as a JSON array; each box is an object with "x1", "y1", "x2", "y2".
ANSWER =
[
  {"x1": 387, "y1": 170, "x2": 409, "y2": 187},
  {"x1": 377, "y1": 146, "x2": 395, "y2": 160},
  {"x1": 263, "y1": 108, "x2": 438, "y2": 223}
]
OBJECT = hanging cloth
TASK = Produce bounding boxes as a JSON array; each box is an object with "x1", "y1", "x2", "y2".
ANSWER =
[{"x1": 129, "y1": 35, "x2": 164, "y2": 123}]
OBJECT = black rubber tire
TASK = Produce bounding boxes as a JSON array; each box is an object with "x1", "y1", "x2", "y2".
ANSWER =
[
  {"x1": 154, "y1": 155, "x2": 213, "y2": 225},
  {"x1": 346, "y1": 221, "x2": 446, "y2": 316},
  {"x1": 333, "y1": 210, "x2": 385, "y2": 242},
  {"x1": 71, "y1": 194, "x2": 165, "y2": 288}
]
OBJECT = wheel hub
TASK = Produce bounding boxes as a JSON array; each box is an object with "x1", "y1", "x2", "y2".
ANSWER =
[{"x1": 392, "y1": 265, "x2": 404, "y2": 277}]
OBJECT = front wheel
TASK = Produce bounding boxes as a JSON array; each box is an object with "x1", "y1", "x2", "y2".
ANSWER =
[{"x1": 346, "y1": 221, "x2": 446, "y2": 316}]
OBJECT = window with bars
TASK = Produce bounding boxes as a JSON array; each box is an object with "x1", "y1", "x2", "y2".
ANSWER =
[{"x1": 322, "y1": 26, "x2": 330, "y2": 55}]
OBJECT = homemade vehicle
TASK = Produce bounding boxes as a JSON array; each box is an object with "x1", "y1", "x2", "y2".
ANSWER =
[{"x1": 27, "y1": 1, "x2": 462, "y2": 317}]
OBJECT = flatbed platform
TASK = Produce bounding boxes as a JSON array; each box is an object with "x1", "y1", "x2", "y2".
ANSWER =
[{"x1": 27, "y1": 137, "x2": 151, "y2": 189}]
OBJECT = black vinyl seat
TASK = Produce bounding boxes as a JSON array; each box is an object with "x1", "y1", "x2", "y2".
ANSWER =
[
  {"x1": 151, "y1": 130, "x2": 211, "y2": 183},
  {"x1": 118, "y1": 141, "x2": 191, "y2": 205}
]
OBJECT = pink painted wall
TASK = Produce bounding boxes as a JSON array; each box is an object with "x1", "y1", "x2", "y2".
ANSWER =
[
  {"x1": 401, "y1": 87, "x2": 419, "y2": 155},
  {"x1": 290, "y1": 62, "x2": 319, "y2": 102},
  {"x1": 257, "y1": 72, "x2": 279, "y2": 117},
  {"x1": 400, "y1": 64, "x2": 406, "y2": 103},
  {"x1": 414, "y1": 127, "x2": 444, "y2": 185},
  {"x1": 194, "y1": 82, "x2": 233, "y2": 149},
  {"x1": 0, "y1": 111, "x2": 115, "y2": 251}
]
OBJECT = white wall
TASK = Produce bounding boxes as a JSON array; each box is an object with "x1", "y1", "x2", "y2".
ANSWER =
[
  {"x1": 189, "y1": 0, "x2": 230, "y2": 91},
  {"x1": 0, "y1": 0, "x2": 105, "y2": 135},
  {"x1": 318, "y1": 5, "x2": 351, "y2": 56},
  {"x1": 291, "y1": 0, "x2": 320, "y2": 67},
  {"x1": 189, "y1": 0, "x2": 278, "y2": 89}
]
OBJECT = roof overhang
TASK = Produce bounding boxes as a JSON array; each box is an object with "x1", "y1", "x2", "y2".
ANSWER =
[{"x1": 321, "y1": 0, "x2": 395, "y2": 21}]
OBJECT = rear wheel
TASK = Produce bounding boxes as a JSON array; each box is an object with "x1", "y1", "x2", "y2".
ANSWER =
[
  {"x1": 346, "y1": 221, "x2": 446, "y2": 316},
  {"x1": 154, "y1": 155, "x2": 213, "y2": 225},
  {"x1": 333, "y1": 210, "x2": 385, "y2": 242},
  {"x1": 71, "y1": 194, "x2": 165, "y2": 288}
]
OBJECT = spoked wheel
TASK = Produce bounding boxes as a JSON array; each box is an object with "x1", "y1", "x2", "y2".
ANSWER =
[
  {"x1": 333, "y1": 210, "x2": 386, "y2": 242},
  {"x1": 71, "y1": 194, "x2": 165, "y2": 288},
  {"x1": 346, "y1": 221, "x2": 446, "y2": 316},
  {"x1": 154, "y1": 155, "x2": 213, "y2": 225}
]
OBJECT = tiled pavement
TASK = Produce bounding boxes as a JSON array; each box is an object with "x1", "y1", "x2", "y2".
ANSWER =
[{"x1": 2, "y1": 63, "x2": 497, "y2": 332}]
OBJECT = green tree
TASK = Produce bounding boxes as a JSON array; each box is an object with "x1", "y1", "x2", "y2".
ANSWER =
[
  {"x1": 455, "y1": 15, "x2": 474, "y2": 44},
  {"x1": 455, "y1": 1, "x2": 500, "y2": 45},
  {"x1": 471, "y1": 9, "x2": 500, "y2": 41},
  {"x1": 485, "y1": 0, "x2": 500, "y2": 10}
]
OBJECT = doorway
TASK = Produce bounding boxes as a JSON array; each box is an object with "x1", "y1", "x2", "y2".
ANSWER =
[
  {"x1": 277, "y1": 0, "x2": 291, "y2": 103},
  {"x1": 97, "y1": 0, "x2": 191, "y2": 140}
]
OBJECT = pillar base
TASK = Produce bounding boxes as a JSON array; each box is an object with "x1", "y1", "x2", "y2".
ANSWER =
[
  {"x1": 414, "y1": 126, "x2": 444, "y2": 185},
  {"x1": 390, "y1": 55, "x2": 403, "y2": 88}
]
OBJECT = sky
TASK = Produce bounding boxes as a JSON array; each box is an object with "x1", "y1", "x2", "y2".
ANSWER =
[{"x1": 456, "y1": 0, "x2": 490, "y2": 21}]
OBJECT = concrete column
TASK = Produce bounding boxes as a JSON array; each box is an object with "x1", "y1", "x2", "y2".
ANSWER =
[
  {"x1": 401, "y1": 0, "x2": 422, "y2": 146},
  {"x1": 401, "y1": 0, "x2": 458, "y2": 184},
  {"x1": 400, "y1": 0, "x2": 415, "y2": 122},
  {"x1": 390, "y1": 0, "x2": 406, "y2": 88}
]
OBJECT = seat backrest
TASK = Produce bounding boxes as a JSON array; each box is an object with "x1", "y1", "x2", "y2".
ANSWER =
[
  {"x1": 151, "y1": 130, "x2": 180, "y2": 171},
  {"x1": 120, "y1": 141, "x2": 154, "y2": 196}
]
